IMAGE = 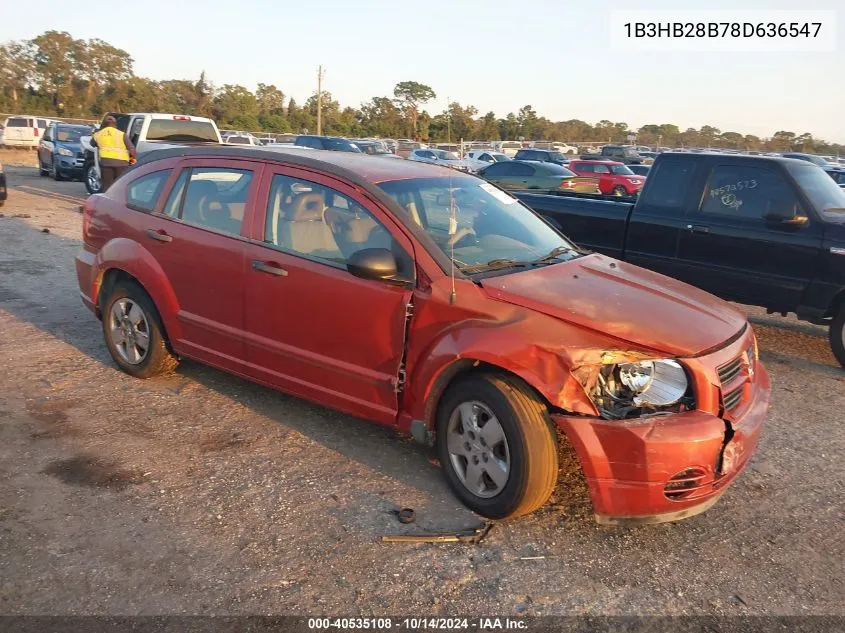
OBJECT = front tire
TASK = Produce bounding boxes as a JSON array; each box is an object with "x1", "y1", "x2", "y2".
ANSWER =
[
  {"x1": 101, "y1": 280, "x2": 178, "y2": 378},
  {"x1": 829, "y1": 309, "x2": 845, "y2": 368},
  {"x1": 51, "y1": 161, "x2": 65, "y2": 181},
  {"x1": 436, "y1": 373, "x2": 558, "y2": 519},
  {"x1": 612, "y1": 185, "x2": 627, "y2": 196}
]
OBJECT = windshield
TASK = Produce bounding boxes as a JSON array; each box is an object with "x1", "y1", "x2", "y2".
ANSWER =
[
  {"x1": 326, "y1": 139, "x2": 362, "y2": 152},
  {"x1": 492, "y1": 154, "x2": 510, "y2": 162},
  {"x1": 623, "y1": 148, "x2": 638, "y2": 157},
  {"x1": 787, "y1": 162, "x2": 845, "y2": 219},
  {"x1": 147, "y1": 119, "x2": 219, "y2": 142},
  {"x1": 610, "y1": 165, "x2": 634, "y2": 175},
  {"x1": 377, "y1": 176, "x2": 579, "y2": 272},
  {"x1": 432, "y1": 150, "x2": 459, "y2": 160},
  {"x1": 549, "y1": 152, "x2": 568, "y2": 162},
  {"x1": 56, "y1": 127, "x2": 87, "y2": 143}
]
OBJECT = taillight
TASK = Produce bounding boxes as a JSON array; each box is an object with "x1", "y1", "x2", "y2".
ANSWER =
[
  {"x1": 33, "y1": 128, "x2": 39, "y2": 136},
  {"x1": 560, "y1": 180, "x2": 574, "y2": 189},
  {"x1": 172, "y1": 115, "x2": 191, "y2": 121}
]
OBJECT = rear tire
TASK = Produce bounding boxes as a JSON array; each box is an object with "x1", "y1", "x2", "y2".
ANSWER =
[
  {"x1": 85, "y1": 163, "x2": 102, "y2": 194},
  {"x1": 436, "y1": 373, "x2": 558, "y2": 519},
  {"x1": 101, "y1": 280, "x2": 178, "y2": 378},
  {"x1": 829, "y1": 309, "x2": 845, "y2": 369}
]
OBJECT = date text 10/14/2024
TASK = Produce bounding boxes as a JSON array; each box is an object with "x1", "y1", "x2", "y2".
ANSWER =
[{"x1": 308, "y1": 617, "x2": 528, "y2": 630}]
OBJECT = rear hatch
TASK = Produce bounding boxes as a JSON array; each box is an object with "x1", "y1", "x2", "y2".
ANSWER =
[{"x1": 3, "y1": 117, "x2": 32, "y2": 143}]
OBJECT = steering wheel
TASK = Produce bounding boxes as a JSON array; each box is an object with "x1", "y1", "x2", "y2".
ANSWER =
[{"x1": 447, "y1": 226, "x2": 477, "y2": 247}]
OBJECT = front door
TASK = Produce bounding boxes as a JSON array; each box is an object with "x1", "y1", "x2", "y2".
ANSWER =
[
  {"x1": 675, "y1": 162, "x2": 822, "y2": 309},
  {"x1": 242, "y1": 166, "x2": 415, "y2": 424},
  {"x1": 133, "y1": 158, "x2": 265, "y2": 373}
]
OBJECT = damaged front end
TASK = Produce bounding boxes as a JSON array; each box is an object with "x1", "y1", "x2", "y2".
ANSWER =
[{"x1": 554, "y1": 330, "x2": 770, "y2": 526}]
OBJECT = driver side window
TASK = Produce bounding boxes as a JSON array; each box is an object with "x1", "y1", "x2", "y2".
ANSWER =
[{"x1": 263, "y1": 173, "x2": 412, "y2": 278}]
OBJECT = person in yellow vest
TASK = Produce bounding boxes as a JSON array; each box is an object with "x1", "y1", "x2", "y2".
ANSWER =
[{"x1": 90, "y1": 116, "x2": 136, "y2": 191}]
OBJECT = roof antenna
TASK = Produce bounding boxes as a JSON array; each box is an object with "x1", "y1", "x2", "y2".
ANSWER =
[{"x1": 448, "y1": 170, "x2": 457, "y2": 305}]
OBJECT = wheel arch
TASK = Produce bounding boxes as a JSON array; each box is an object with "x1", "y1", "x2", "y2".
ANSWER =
[
  {"x1": 422, "y1": 359, "x2": 557, "y2": 435},
  {"x1": 93, "y1": 239, "x2": 182, "y2": 345}
]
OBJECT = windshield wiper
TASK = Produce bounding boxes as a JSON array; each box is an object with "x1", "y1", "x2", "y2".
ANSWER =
[
  {"x1": 531, "y1": 245, "x2": 580, "y2": 264},
  {"x1": 460, "y1": 258, "x2": 530, "y2": 274}
]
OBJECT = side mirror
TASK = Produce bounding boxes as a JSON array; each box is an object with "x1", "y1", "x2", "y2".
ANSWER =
[
  {"x1": 347, "y1": 248, "x2": 398, "y2": 281},
  {"x1": 763, "y1": 201, "x2": 809, "y2": 226}
]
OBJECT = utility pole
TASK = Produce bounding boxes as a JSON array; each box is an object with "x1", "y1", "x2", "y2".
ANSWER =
[
  {"x1": 446, "y1": 96, "x2": 451, "y2": 144},
  {"x1": 316, "y1": 65, "x2": 325, "y2": 136}
]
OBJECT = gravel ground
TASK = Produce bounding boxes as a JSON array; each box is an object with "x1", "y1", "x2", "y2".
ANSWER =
[{"x1": 0, "y1": 164, "x2": 843, "y2": 617}]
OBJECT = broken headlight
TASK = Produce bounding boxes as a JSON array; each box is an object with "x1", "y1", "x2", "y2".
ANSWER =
[{"x1": 590, "y1": 359, "x2": 694, "y2": 420}]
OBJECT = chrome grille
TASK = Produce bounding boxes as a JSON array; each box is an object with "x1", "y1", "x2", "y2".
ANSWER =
[
  {"x1": 723, "y1": 387, "x2": 743, "y2": 411},
  {"x1": 717, "y1": 357, "x2": 742, "y2": 385}
]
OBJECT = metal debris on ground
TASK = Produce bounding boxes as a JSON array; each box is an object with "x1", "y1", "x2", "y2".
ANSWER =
[
  {"x1": 396, "y1": 508, "x2": 416, "y2": 524},
  {"x1": 381, "y1": 521, "x2": 493, "y2": 544}
]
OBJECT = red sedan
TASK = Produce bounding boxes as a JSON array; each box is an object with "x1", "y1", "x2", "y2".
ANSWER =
[
  {"x1": 568, "y1": 159, "x2": 646, "y2": 196},
  {"x1": 75, "y1": 147, "x2": 769, "y2": 524}
]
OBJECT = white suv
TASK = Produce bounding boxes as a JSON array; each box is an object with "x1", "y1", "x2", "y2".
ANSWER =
[{"x1": 1, "y1": 115, "x2": 54, "y2": 149}]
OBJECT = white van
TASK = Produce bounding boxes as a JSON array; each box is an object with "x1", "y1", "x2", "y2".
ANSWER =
[{"x1": 1, "y1": 115, "x2": 54, "y2": 149}]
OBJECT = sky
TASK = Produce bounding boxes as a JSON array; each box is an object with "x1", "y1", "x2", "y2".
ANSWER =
[{"x1": 2, "y1": 0, "x2": 842, "y2": 142}]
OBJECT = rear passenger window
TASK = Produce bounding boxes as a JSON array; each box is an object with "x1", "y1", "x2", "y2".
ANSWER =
[
  {"x1": 264, "y1": 174, "x2": 411, "y2": 278},
  {"x1": 640, "y1": 160, "x2": 698, "y2": 210},
  {"x1": 177, "y1": 168, "x2": 253, "y2": 235},
  {"x1": 700, "y1": 165, "x2": 799, "y2": 221},
  {"x1": 126, "y1": 170, "x2": 171, "y2": 212},
  {"x1": 6, "y1": 118, "x2": 28, "y2": 127}
]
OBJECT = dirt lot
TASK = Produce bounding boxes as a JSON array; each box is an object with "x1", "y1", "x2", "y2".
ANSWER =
[{"x1": 0, "y1": 161, "x2": 843, "y2": 617}]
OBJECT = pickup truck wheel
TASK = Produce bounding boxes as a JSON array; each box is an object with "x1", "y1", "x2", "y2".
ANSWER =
[
  {"x1": 101, "y1": 281, "x2": 178, "y2": 378},
  {"x1": 829, "y1": 309, "x2": 845, "y2": 368},
  {"x1": 612, "y1": 185, "x2": 627, "y2": 196},
  {"x1": 436, "y1": 373, "x2": 558, "y2": 519},
  {"x1": 85, "y1": 164, "x2": 102, "y2": 194}
]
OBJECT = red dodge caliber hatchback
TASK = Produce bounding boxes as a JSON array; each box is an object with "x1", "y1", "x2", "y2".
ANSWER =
[{"x1": 76, "y1": 147, "x2": 770, "y2": 525}]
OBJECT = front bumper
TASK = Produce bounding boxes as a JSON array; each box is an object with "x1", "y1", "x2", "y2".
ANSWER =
[{"x1": 553, "y1": 341, "x2": 770, "y2": 525}]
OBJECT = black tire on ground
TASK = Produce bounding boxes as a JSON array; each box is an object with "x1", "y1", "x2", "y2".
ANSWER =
[
  {"x1": 51, "y1": 161, "x2": 65, "y2": 181},
  {"x1": 829, "y1": 308, "x2": 845, "y2": 369},
  {"x1": 39, "y1": 161, "x2": 48, "y2": 177},
  {"x1": 100, "y1": 279, "x2": 178, "y2": 379},
  {"x1": 84, "y1": 163, "x2": 102, "y2": 194},
  {"x1": 435, "y1": 373, "x2": 558, "y2": 519},
  {"x1": 612, "y1": 185, "x2": 627, "y2": 196}
]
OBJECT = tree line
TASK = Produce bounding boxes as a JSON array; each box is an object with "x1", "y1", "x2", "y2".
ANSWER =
[{"x1": 1, "y1": 30, "x2": 842, "y2": 155}]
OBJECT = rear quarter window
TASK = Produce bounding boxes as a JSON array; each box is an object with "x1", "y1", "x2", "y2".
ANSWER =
[
  {"x1": 639, "y1": 160, "x2": 698, "y2": 212},
  {"x1": 126, "y1": 170, "x2": 172, "y2": 212},
  {"x1": 6, "y1": 118, "x2": 29, "y2": 127}
]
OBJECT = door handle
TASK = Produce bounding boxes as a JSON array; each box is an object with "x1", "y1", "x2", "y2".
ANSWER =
[
  {"x1": 145, "y1": 229, "x2": 172, "y2": 243},
  {"x1": 252, "y1": 260, "x2": 288, "y2": 277},
  {"x1": 686, "y1": 224, "x2": 710, "y2": 234}
]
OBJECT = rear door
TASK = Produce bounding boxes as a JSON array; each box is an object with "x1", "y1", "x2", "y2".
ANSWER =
[
  {"x1": 3, "y1": 117, "x2": 31, "y2": 144},
  {"x1": 241, "y1": 165, "x2": 415, "y2": 424},
  {"x1": 130, "y1": 158, "x2": 265, "y2": 373},
  {"x1": 675, "y1": 161, "x2": 822, "y2": 309},
  {"x1": 623, "y1": 158, "x2": 702, "y2": 278}
]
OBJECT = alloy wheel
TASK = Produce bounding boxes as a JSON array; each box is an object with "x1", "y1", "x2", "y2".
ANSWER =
[
  {"x1": 108, "y1": 298, "x2": 151, "y2": 365},
  {"x1": 446, "y1": 400, "x2": 511, "y2": 498}
]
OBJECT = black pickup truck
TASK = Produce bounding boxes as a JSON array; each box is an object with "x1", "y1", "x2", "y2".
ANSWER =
[{"x1": 516, "y1": 153, "x2": 845, "y2": 366}]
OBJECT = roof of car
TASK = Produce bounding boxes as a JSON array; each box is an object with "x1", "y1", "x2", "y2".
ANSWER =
[
  {"x1": 136, "y1": 145, "x2": 473, "y2": 184},
  {"x1": 569, "y1": 159, "x2": 623, "y2": 165}
]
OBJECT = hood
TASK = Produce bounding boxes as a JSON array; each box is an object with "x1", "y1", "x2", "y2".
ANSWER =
[{"x1": 480, "y1": 253, "x2": 746, "y2": 357}]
